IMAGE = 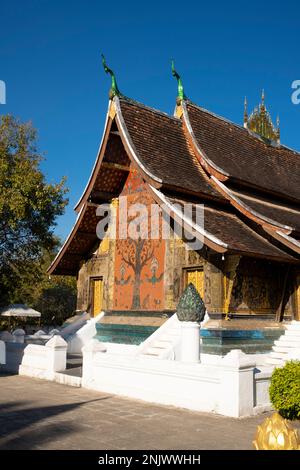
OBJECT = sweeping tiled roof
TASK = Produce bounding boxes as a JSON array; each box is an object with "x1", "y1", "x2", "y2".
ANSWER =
[
  {"x1": 119, "y1": 98, "x2": 223, "y2": 200},
  {"x1": 185, "y1": 101, "x2": 300, "y2": 203},
  {"x1": 155, "y1": 192, "x2": 297, "y2": 262},
  {"x1": 229, "y1": 188, "x2": 300, "y2": 234},
  {"x1": 48, "y1": 94, "x2": 300, "y2": 275}
]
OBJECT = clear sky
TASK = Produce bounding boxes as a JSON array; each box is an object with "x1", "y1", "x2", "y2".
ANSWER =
[{"x1": 1, "y1": 0, "x2": 299, "y2": 240}]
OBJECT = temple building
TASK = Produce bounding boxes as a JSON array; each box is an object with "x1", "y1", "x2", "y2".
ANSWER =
[{"x1": 48, "y1": 60, "x2": 300, "y2": 351}]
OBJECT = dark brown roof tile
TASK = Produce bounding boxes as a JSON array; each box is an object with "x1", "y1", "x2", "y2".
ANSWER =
[{"x1": 186, "y1": 102, "x2": 300, "y2": 202}]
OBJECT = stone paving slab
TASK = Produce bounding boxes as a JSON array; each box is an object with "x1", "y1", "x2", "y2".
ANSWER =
[{"x1": 0, "y1": 372, "x2": 294, "y2": 450}]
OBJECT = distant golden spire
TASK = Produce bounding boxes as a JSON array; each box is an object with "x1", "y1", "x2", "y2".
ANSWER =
[
  {"x1": 276, "y1": 115, "x2": 280, "y2": 143},
  {"x1": 244, "y1": 90, "x2": 279, "y2": 144},
  {"x1": 244, "y1": 96, "x2": 248, "y2": 128}
]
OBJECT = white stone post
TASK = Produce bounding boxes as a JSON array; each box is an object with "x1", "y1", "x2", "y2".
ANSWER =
[
  {"x1": 12, "y1": 328, "x2": 25, "y2": 344},
  {"x1": 181, "y1": 321, "x2": 200, "y2": 363},
  {"x1": 219, "y1": 349, "x2": 256, "y2": 418},
  {"x1": 0, "y1": 331, "x2": 14, "y2": 342},
  {"x1": 45, "y1": 335, "x2": 67, "y2": 373},
  {"x1": 82, "y1": 339, "x2": 107, "y2": 386},
  {"x1": 0, "y1": 340, "x2": 5, "y2": 365}
]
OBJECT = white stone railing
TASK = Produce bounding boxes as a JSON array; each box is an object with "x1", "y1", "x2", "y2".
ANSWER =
[
  {"x1": 19, "y1": 335, "x2": 67, "y2": 380},
  {"x1": 0, "y1": 340, "x2": 5, "y2": 365},
  {"x1": 66, "y1": 311, "x2": 105, "y2": 354},
  {"x1": 82, "y1": 342, "x2": 271, "y2": 418}
]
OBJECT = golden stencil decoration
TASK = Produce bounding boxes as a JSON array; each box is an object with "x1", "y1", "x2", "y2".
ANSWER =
[
  {"x1": 253, "y1": 412, "x2": 300, "y2": 450},
  {"x1": 109, "y1": 102, "x2": 117, "y2": 120},
  {"x1": 187, "y1": 269, "x2": 204, "y2": 298},
  {"x1": 175, "y1": 104, "x2": 183, "y2": 119},
  {"x1": 99, "y1": 237, "x2": 109, "y2": 253}
]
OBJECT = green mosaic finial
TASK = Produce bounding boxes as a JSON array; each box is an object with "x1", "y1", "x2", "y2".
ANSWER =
[
  {"x1": 101, "y1": 54, "x2": 120, "y2": 99},
  {"x1": 171, "y1": 59, "x2": 186, "y2": 103},
  {"x1": 177, "y1": 283, "x2": 206, "y2": 323}
]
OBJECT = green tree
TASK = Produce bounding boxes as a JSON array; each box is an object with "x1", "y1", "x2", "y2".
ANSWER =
[
  {"x1": 0, "y1": 115, "x2": 68, "y2": 307},
  {"x1": 32, "y1": 249, "x2": 77, "y2": 326}
]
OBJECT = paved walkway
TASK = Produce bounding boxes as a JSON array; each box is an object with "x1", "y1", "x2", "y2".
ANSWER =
[{"x1": 0, "y1": 373, "x2": 270, "y2": 450}]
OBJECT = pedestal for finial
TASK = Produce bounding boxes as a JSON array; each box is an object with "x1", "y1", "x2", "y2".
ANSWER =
[
  {"x1": 177, "y1": 283, "x2": 205, "y2": 364},
  {"x1": 181, "y1": 321, "x2": 200, "y2": 363}
]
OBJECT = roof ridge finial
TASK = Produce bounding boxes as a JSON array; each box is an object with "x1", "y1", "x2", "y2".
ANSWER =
[
  {"x1": 171, "y1": 59, "x2": 186, "y2": 103},
  {"x1": 244, "y1": 96, "x2": 248, "y2": 128},
  {"x1": 101, "y1": 54, "x2": 120, "y2": 99}
]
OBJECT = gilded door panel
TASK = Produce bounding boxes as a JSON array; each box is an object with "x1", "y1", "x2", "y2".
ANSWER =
[
  {"x1": 187, "y1": 269, "x2": 204, "y2": 298},
  {"x1": 92, "y1": 279, "x2": 103, "y2": 317}
]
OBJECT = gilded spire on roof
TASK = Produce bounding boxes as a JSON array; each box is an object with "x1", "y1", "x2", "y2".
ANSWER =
[
  {"x1": 244, "y1": 90, "x2": 280, "y2": 144},
  {"x1": 101, "y1": 54, "x2": 120, "y2": 99},
  {"x1": 171, "y1": 60, "x2": 186, "y2": 104},
  {"x1": 243, "y1": 96, "x2": 248, "y2": 128}
]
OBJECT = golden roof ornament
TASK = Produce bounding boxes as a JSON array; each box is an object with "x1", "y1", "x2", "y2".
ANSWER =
[
  {"x1": 244, "y1": 90, "x2": 280, "y2": 144},
  {"x1": 243, "y1": 96, "x2": 248, "y2": 128}
]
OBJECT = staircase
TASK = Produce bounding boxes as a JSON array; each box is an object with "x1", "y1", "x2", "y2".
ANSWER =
[
  {"x1": 136, "y1": 314, "x2": 181, "y2": 359},
  {"x1": 266, "y1": 321, "x2": 300, "y2": 366},
  {"x1": 54, "y1": 353, "x2": 83, "y2": 387},
  {"x1": 65, "y1": 312, "x2": 104, "y2": 354}
]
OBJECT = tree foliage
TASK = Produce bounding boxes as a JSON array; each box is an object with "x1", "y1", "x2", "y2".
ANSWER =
[
  {"x1": 0, "y1": 114, "x2": 70, "y2": 313},
  {"x1": 269, "y1": 360, "x2": 300, "y2": 420}
]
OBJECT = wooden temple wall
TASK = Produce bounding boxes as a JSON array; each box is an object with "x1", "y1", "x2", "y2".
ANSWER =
[
  {"x1": 223, "y1": 256, "x2": 296, "y2": 317},
  {"x1": 76, "y1": 235, "x2": 116, "y2": 313}
]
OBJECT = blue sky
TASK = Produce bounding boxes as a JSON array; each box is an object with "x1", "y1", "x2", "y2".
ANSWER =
[{"x1": 1, "y1": 0, "x2": 299, "y2": 240}]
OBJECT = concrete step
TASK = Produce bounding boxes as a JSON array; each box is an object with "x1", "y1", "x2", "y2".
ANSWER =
[
  {"x1": 272, "y1": 346, "x2": 294, "y2": 353},
  {"x1": 146, "y1": 347, "x2": 166, "y2": 355},
  {"x1": 140, "y1": 352, "x2": 160, "y2": 357},
  {"x1": 54, "y1": 371, "x2": 82, "y2": 387},
  {"x1": 284, "y1": 330, "x2": 300, "y2": 337},
  {"x1": 285, "y1": 322, "x2": 300, "y2": 331},
  {"x1": 265, "y1": 357, "x2": 284, "y2": 366},
  {"x1": 168, "y1": 327, "x2": 181, "y2": 335},
  {"x1": 274, "y1": 339, "x2": 300, "y2": 348},
  {"x1": 161, "y1": 333, "x2": 180, "y2": 342},
  {"x1": 269, "y1": 351, "x2": 287, "y2": 359},
  {"x1": 277, "y1": 334, "x2": 300, "y2": 343},
  {"x1": 152, "y1": 340, "x2": 173, "y2": 348}
]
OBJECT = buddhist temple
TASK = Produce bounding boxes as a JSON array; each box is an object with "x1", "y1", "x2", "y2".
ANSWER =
[{"x1": 48, "y1": 59, "x2": 300, "y2": 353}]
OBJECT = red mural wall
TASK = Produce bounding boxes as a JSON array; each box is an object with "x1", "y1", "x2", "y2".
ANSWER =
[{"x1": 113, "y1": 170, "x2": 165, "y2": 310}]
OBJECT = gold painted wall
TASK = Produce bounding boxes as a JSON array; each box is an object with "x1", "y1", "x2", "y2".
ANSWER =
[{"x1": 225, "y1": 257, "x2": 294, "y2": 316}]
